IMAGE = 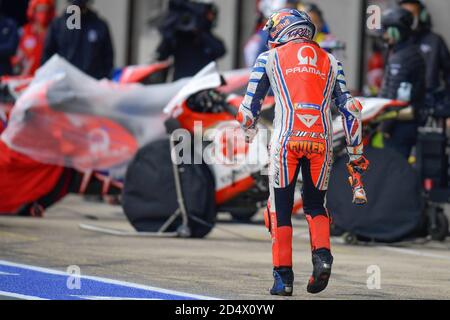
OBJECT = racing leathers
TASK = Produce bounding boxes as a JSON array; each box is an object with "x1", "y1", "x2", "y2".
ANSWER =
[{"x1": 237, "y1": 39, "x2": 363, "y2": 268}]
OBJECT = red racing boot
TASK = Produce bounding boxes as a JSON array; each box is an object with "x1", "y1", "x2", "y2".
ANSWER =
[
  {"x1": 306, "y1": 215, "x2": 333, "y2": 294},
  {"x1": 267, "y1": 206, "x2": 294, "y2": 296}
]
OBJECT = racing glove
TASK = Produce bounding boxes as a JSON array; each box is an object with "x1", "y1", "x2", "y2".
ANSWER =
[
  {"x1": 346, "y1": 143, "x2": 370, "y2": 205},
  {"x1": 236, "y1": 106, "x2": 258, "y2": 144}
]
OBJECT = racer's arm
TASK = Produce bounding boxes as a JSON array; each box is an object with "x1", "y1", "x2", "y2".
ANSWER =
[
  {"x1": 333, "y1": 59, "x2": 369, "y2": 204},
  {"x1": 332, "y1": 61, "x2": 364, "y2": 162},
  {"x1": 237, "y1": 51, "x2": 271, "y2": 134}
]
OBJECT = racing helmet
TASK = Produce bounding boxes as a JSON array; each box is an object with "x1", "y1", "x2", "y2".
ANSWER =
[
  {"x1": 263, "y1": 9, "x2": 316, "y2": 49},
  {"x1": 381, "y1": 7, "x2": 414, "y2": 43}
]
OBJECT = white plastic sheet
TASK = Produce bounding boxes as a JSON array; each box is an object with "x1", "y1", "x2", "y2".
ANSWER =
[{"x1": 1, "y1": 55, "x2": 190, "y2": 171}]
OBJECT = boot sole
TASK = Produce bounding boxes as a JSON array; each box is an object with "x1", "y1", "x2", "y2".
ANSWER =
[
  {"x1": 270, "y1": 289, "x2": 293, "y2": 296},
  {"x1": 307, "y1": 269, "x2": 331, "y2": 294}
]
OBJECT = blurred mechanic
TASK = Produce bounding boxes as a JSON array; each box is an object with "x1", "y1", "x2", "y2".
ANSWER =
[
  {"x1": 300, "y1": 2, "x2": 344, "y2": 54},
  {"x1": 299, "y1": 3, "x2": 331, "y2": 43},
  {"x1": 244, "y1": 0, "x2": 303, "y2": 67},
  {"x1": 42, "y1": 0, "x2": 114, "y2": 79},
  {"x1": 12, "y1": 0, "x2": 55, "y2": 76},
  {"x1": 399, "y1": 0, "x2": 450, "y2": 94},
  {"x1": 379, "y1": 7, "x2": 426, "y2": 159},
  {"x1": 0, "y1": 0, "x2": 19, "y2": 76},
  {"x1": 156, "y1": 0, "x2": 226, "y2": 80},
  {"x1": 0, "y1": 0, "x2": 29, "y2": 26},
  {"x1": 243, "y1": 7, "x2": 269, "y2": 67},
  {"x1": 366, "y1": 39, "x2": 385, "y2": 96},
  {"x1": 237, "y1": 9, "x2": 368, "y2": 295}
]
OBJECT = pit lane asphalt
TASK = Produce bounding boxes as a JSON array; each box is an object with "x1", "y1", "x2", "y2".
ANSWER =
[{"x1": 1, "y1": 195, "x2": 449, "y2": 300}]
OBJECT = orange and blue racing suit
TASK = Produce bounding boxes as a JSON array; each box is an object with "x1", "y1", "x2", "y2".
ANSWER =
[{"x1": 237, "y1": 39, "x2": 363, "y2": 268}]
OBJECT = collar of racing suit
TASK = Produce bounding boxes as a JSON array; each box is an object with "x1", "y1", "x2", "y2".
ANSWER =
[{"x1": 276, "y1": 37, "x2": 321, "y2": 49}]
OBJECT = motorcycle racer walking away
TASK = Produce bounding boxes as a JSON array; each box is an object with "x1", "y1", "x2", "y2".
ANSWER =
[{"x1": 237, "y1": 9, "x2": 369, "y2": 296}]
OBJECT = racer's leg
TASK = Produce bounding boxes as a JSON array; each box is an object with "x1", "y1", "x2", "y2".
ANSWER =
[
  {"x1": 267, "y1": 143, "x2": 301, "y2": 296},
  {"x1": 270, "y1": 165, "x2": 301, "y2": 268},
  {"x1": 301, "y1": 155, "x2": 334, "y2": 294},
  {"x1": 268, "y1": 146, "x2": 301, "y2": 268},
  {"x1": 301, "y1": 156, "x2": 331, "y2": 252}
]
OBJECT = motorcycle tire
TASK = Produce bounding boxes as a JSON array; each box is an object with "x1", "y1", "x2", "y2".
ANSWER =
[
  {"x1": 123, "y1": 139, "x2": 217, "y2": 238},
  {"x1": 427, "y1": 207, "x2": 449, "y2": 242},
  {"x1": 228, "y1": 208, "x2": 259, "y2": 222}
]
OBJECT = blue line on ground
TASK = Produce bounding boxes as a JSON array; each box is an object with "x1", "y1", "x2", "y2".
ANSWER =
[{"x1": 0, "y1": 261, "x2": 214, "y2": 300}]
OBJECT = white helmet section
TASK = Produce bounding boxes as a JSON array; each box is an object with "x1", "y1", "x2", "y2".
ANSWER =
[{"x1": 1, "y1": 55, "x2": 188, "y2": 171}]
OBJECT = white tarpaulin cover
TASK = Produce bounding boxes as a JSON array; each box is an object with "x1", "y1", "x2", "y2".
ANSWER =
[{"x1": 1, "y1": 55, "x2": 207, "y2": 171}]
